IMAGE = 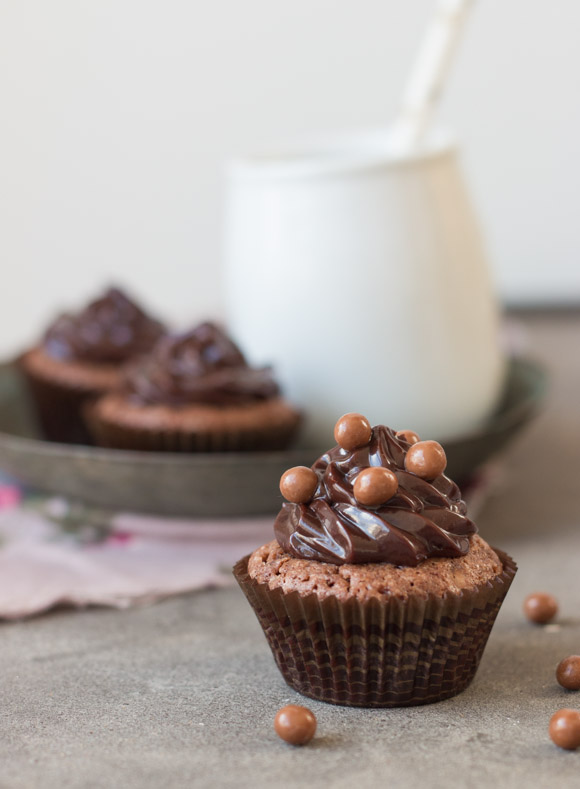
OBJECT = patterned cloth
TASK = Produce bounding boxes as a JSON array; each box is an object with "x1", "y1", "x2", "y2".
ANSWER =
[{"x1": 0, "y1": 477, "x2": 273, "y2": 619}]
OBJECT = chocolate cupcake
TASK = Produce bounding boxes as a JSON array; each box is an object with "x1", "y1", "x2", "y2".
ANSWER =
[
  {"x1": 20, "y1": 287, "x2": 165, "y2": 444},
  {"x1": 234, "y1": 413, "x2": 516, "y2": 707},
  {"x1": 88, "y1": 322, "x2": 301, "y2": 452}
]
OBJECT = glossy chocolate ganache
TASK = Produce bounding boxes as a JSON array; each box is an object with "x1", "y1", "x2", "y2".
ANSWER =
[
  {"x1": 275, "y1": 414, "x2": 477, "y2": 567},
  {"x1": 124, "y1": 322, "x2": 280, "y2": 406},
  {"x1": 44, "y1": 287, "x2": 165, "y2": 363}
]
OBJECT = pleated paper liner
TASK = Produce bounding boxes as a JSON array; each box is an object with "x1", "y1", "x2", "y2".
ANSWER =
[
  {"x1": 20, "y1": 365, "x2": 102, "y2": 445},
  {"x1": 234, "y1": 548, "x2": 516, "y2": 708},
  {"x1": 86, "y1": 406, "x2": 301, "y2": 452}
]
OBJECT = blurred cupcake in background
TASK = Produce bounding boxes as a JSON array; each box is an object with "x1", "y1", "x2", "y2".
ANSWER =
[
  {"x1": 20, "y1": 287, "x2": 165, "y2": 444},
  {"x1": 88, "y1": 322, "x2": 301, "y2": 452}
]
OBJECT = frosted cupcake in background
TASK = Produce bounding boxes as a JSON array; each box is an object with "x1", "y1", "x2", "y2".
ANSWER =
[
  {"x1": 20, "y1": 287, "x2": 165, "y2": 444},
  {"x1": 234, "y1": 413, "x2": 516, "y2": 707},
  {"x1": 88, "y1": 322, "x2": 301, "y2": 452}
]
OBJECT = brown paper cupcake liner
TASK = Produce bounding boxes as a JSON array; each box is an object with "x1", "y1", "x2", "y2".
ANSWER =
[
  {"x1": 87, "y1": 411, "x2": 300, "y2": 453},
  {"x1": 233, "y1": 549, "x2": 517, "y2": 707},
  {"x1": 20, "y1": 368, "x2": 101, "y2": 445}
]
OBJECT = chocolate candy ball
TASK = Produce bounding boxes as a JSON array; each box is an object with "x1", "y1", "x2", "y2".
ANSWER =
[
  {"x1": 396, "y1": 429, "x2": 420, "y2": 445},
  {"x1": 274, "y1": 704, "x2": 317, "y2": 746},
  {"x1": 334, "y1": 413, "x2": 372, "y2": 451},
  {"x1": 549, "y1": 708, "x2": 580, "y2": 750},
  {"x1": 404, "y1": 440, "x2": 447, "y2": 479},
  {"x1": 556, "y1": 656, "x2": 580, "y2": 691},
  {"x1": 280, "y1": 466, "x2": 318, "y2": 504},
  {"x1": 523, "y1": 592, "x2": 558, "y2": 624},
  {"x1": 353, "y1": 467, "x2": 398, "y2": 507}
]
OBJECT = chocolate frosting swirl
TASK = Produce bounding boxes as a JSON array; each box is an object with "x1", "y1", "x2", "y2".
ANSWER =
[
  {"x1": 274, "y1": 425, "x2": 477, "y2": 566},
  {"x1": 44, "y1": 287, "x2": 165, "y2": 364},
  {"x1": 124, "y1": 322, "x2": 280, "y2": 406}
]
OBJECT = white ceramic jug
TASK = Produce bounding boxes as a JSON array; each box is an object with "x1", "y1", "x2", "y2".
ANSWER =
[{"x1": 224, "y1": 131, "x2": 505, "y2": 446}]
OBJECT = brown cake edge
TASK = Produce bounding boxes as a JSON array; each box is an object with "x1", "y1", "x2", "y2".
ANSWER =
[{"x1": 247, "y1": 535, "x2": 503, "y2": 602}]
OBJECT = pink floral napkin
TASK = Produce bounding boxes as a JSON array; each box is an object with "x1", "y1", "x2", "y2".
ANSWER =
[{"x1": 0, "y1": 480, "x2": 273, "y2": 619}]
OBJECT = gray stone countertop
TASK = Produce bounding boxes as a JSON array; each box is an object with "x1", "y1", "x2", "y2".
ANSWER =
[{"x1": 1, "y1": 311, "x2": 579, "y2": 789}]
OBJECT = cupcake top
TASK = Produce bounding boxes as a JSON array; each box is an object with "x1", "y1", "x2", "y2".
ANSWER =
[
  {"x1": 43, "y1": 287, "x2": 165, "y2": 364},
  {"x1": 274, "y1": 413, "x2": 477, "y2": 567},
  {"x1": 122, "y1": 322, "x2": 281, "y2": 407}
]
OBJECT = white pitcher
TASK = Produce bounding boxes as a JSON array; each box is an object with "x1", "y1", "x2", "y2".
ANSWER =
[{"x1": 224, "y1": 130, "x2": 505, "y2": 446}]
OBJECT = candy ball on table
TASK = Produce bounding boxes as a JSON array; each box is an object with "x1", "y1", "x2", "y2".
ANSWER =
[
  {"x1": 549, "y1": 709, "x2": 580, "y2": 750},
  {"x1": 523, "y1": 592, "x2": 558, "y2": 624},
  {"x1": 274, "y1": 705, "x2": 317, "y2": 746},
  {"x1": 556, "y1": 656, "x2": 580, "y2": 691}
]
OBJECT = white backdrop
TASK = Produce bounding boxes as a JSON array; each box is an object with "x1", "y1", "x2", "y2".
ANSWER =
[{"x1": 1, "y1": 0, "x2": 579, "y2": 356}]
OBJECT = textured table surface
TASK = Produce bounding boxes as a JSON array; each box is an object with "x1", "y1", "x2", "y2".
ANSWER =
[{"x1": 1, "y1": 312, "x2": 579, "y2": 789}]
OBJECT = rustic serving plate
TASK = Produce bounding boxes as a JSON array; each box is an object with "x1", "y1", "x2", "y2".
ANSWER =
[{"x1": 0, "y1": 358, "x2": 546, "y2": 516}]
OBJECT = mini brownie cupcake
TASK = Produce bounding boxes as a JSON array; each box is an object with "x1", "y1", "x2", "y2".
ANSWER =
[
  {"x1": 20, "y1": 287, "x2": 165, "y2": 444},
  {"x1": 88, "y1": 322, "x2": 301, "y2": 452},
  {"x1": 234, "y1": 414, "x2": 516, "y2": 707}
]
